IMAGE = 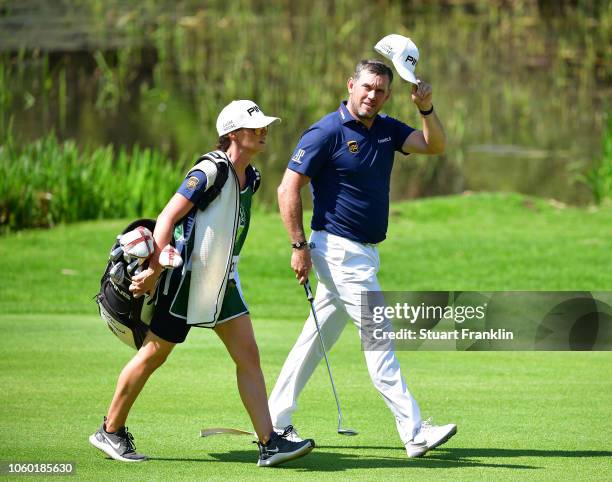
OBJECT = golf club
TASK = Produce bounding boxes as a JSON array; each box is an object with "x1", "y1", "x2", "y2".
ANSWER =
[
  {"x1": 109, "y1": 262, "x2": 125, "y2": 285},
  {"x1": 109, "y1": 245, "x2": 124, "y2": 262},
  {"x1": 199, "y1": 427, "x2": 255, "y2": 438},
  {"x1": 126, "y1": 259, "x2": 139, "y2": 277},
  {"x1": 303, "y1": 279, "x2": 358, "y2": 436}
]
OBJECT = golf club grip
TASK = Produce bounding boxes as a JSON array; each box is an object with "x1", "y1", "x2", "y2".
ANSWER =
[{"x1": 304, "y1": 279, "x2": 314, "y2": 301}]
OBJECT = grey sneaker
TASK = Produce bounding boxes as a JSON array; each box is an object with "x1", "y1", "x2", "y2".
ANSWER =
[
  {"x1": 273, "y1": 425, "x2": 303, "y2": 442},
  {"x1": 89, "y1": 417, "x2": 147, "y2": 462},
  {"x1": 256, "y1": 429, "x2": 315, "y2": 467}
]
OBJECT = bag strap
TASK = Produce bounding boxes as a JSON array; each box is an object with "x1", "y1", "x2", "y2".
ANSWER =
[
  {"x1": 191, "y1": 151, "x2": 230, "y2": 211},
  {"x1": 248, "y1": 165, "x2": 261, "y2": 193}
]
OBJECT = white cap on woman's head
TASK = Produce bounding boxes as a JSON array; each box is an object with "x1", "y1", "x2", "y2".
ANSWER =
[
  {"x1": 374, "y1": 34, "x2": 420, "y2": 84},
  {"x1": 216, "y1": 100, "x2": 281, "y2": 136}
]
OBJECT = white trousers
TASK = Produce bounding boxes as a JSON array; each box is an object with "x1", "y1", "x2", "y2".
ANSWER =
[{"x1": 268, "y1": 230, "x2": 422, "y2": 444}]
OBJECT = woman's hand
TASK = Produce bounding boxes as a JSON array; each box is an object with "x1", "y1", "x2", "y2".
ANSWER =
[{"x1": 129, "y1": 267, "x2": 160, "y2": 298}]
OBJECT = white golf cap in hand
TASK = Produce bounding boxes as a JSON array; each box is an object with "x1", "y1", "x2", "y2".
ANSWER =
[
  {"x1": 374, "y1": 34, "x2": 419, "y2": 84},
  {"x1": 216, "y1": 100, "x2": 281, "y2": 136}
]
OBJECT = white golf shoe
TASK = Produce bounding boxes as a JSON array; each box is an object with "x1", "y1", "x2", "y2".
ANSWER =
[
  {"x1": 405, "y1": 433, "x2": 429, "y2": 458},
  {"x1": 406, "y1": 418, "x2": 457, "y2": 458}
]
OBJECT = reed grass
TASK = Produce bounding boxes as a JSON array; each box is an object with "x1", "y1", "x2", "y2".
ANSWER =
[
  {"x1": 0, "y1": 132, "x2": 189, "y2": 231},
  {"x1": 578, "y1": 116, "x2": 612, "y2": 204}
]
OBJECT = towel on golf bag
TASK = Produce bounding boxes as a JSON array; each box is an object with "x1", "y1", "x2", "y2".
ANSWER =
[
  {"x1": 96, "y1": 218, "x2": 157, "y2": 349},
  {"x1": 164, "y1": 151, "x2": 241, "y2": 327}
]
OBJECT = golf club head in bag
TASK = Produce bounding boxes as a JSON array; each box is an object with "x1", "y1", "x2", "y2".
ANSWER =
[
  {"x1": 120, "y1": 225, "x2": 155, "y2": 260},
  {"x1": 96, "y1": 218, "x2": 157, "y2": 350},
  {"x1": 303, "y1": 279, "x2": 358, "y2": 436},
  {"x1": 109, "y1": 261, "x2": 126, "y2": 285},
  {"x1": 109, "y1": 245, "x2": 124, "y2": 262},
  {"x1": 126, "y1": 259, "x2": 140, "y2": 277}
]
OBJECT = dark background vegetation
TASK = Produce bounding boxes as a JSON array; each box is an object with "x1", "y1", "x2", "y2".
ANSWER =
[{"x1": 0, "y1": 0, "x2": 610, "y2": 230}]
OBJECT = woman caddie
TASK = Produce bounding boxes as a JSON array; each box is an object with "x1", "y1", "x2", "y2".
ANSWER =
[{"x1": 89, "y1": 100, "x2": 315, "y2": 468}]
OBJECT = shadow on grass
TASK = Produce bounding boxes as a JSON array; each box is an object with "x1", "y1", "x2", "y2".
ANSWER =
[
  {"x1": 149, "y1": 447, "x2": 612, "y2": 471},
  {"x1": 323, "y1": 445, "x2": 612, "y2": 458},
  {"x1": 435, "y1": 448, "x2": 612, "y2": 459},
  {"x1": 151, "y1": 450, "x2": 529, "y2": 471}
]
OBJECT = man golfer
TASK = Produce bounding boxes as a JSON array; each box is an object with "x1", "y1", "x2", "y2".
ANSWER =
[{"x1": 268, "y1": 53, "x2": 457, "y2": 457}]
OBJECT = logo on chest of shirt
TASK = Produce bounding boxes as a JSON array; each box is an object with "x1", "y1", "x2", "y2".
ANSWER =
[
  {"x1": 378, "y1": 137, "x2": 391, "y2": 144},
  {"x1": 347, "y1": 140, "x2": 359, "y2": 154}
]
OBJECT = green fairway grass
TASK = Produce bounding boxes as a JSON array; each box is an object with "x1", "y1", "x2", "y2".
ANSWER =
[{"x1": 1, "y1": 193, "x2": 611, "y2": 480}]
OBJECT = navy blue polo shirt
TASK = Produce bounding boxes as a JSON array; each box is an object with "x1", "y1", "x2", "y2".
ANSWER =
[{"x1": 288, "y1": 101, "x2": 414, "y2": 244}]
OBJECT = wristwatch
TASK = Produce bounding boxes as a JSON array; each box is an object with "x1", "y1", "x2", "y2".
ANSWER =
[
  {"x1": 419, "y1": 105, "x2": 434, "y2": 116},
  {"x1": 291, "y1": 240, "x2": 309, "y2": 250}
]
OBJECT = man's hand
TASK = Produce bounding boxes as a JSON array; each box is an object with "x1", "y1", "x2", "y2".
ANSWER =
[
  {"x1": 411, "y1": 78, "x2": 433, "y2": 111},
  {"x1": 402, "y1": 78, "x2": 445, "y2": 155},
  {"x1": 278, "y1": 169, "x2": 313, "y2": 285},
  {"x1": 291, "y1": 248, "x2": 312, "y2": 285}
]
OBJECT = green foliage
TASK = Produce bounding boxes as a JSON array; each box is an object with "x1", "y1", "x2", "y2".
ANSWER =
[
  {"x1": 0, "y1": 133, "x2": 190, "y2": 231},
  {"x1": 579, "y1": 116, "x2": 612, "y2": 204}
]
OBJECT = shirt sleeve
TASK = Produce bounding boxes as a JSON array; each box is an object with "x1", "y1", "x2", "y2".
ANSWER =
[
  {"x1": 176, "y1": 170, "x2": 208, "y2": 204},
  {"x1": 287, "y1": 125, "x2": 333, "y2": 178},
  {"x1": 387, "y1": 116, "x2": 415, "y2": 154}
]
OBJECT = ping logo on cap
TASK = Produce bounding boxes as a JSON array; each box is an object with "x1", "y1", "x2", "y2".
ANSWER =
[
  {"x1": 247, "y1": 105, "x2": 261, "y2": 116},
  {"x1": 405, "y1": 55, "x2": 417, "y2": 66}
]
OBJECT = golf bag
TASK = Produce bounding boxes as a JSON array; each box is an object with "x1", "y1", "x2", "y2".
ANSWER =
[
  {"x1": 96, "y1": 218, "x2": 157, "y2": 350},
  {"x1": 95, "y1": 151, "x2": 231, "y2": 349}
]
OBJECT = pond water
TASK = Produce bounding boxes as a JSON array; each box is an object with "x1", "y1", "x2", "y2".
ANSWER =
[{"x1": 1, "y1": 1, "x2": 609, "y2": 204}]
